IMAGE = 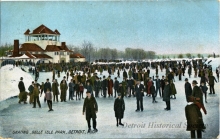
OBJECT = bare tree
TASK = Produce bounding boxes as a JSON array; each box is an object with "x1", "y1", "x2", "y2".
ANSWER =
[{"x1": 81, "y1": 40, "x2": 94, "y2": 62}]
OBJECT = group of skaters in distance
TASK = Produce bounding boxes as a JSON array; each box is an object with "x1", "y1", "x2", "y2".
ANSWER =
[{"x1": 17, "y1": 58, "x2": 219, "y2": 135}]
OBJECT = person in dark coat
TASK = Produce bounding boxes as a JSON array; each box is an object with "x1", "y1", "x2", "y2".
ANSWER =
[
  {"x1": 114, "y1": 93, "x2": 125, "y2": 127},
  {"x1": 184, "y1": 78, "x2": 192, "y2": 102},
  {"x1": 83, "y1": 91, "x2": 98, "y2": 133},
  {"x1": 153, "y1": 75, "x2": 161, "y2": 97},
  {"x1": 160, "y1": 76, "x2": 165, "y2": 97},
  {"x1": 185, "y1": 103, "x2": 206, "y2": 138},
  {"x1": 114, "y1": 77, "x2": 119, "y2": 98},
  {"x1": 68, "y1": 79, "x2": 75, "y2": 100},
  {"x1": 123, "y1": 69, "x2": 128, "y2": 79},
  {"x1": 52, "y1": 79, "x2": 59, "y2": 102},
  {"x1": 150, "y1": 82, "x2": 157, "y2": 103},
  {"x1": 118, "y1": 83, "x2": 125, "y2": 98},
  {"x1": 18, "y1": 77, "x2": 27, "y2": 104},
  {"x1": 192, "y1": 80, "x2": 204, "y2": 105},
  {"x1": 134, "y1": 80, "x2": 145, "y2": 112},
  {"x1": 163, "y1": 79, "x2": 171, "y2": 111},
  {"x1": 208, "y1": 73, "x2": 217, "y2": 94},
  {"x1": 44, "y1": 78, "x2": 52, "y2": 102},
  {"x1": 102, "y1": 76, "x2": 108, "y2": 98},
  {"x1": 200, "y1": 81, "x2": 208, "y2": 103}
]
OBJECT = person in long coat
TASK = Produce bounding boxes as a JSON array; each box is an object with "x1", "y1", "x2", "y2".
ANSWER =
[
  {"x1": 108, "y1": 76, "x2": 114, "y2": 97},
  {"x1": 83, "y1": 91, "x2": 98, "y2": 133},
  {"x1": 28, "y1": 81, "x2": 34, "y2": 104},
  {"x1": 170, "y1": 80, "x2": 177, "y2": 99},
  {"x1": 60, "y1": 80, "x2": 68, "y2": 102},
  {"x1": 114, "y1": 93, "x2": 125, "y2": 127},
  {"x1": 32, "y1": 84, "x2": 41, "y2": 108},
  {"x1": 114, "y1": 77, "x2": 119, "y2": 98},
  {"x1": 185, "y1": 103, "x2": 206, "y2": 138},
  {"x1": 52, "y1": 79, "x2": 59, "y2": 102},
  {"x1": 134, "y1": 80, "x2": 145, "y2": 112},
  {"x1": 147, "y1": 78, "x2": 153, "y2": 97},
  {"x1": 163, "y1": 79, "x2": 171, "y2": 111},
  {"x1": 184, "y1": 78, "x2": 192, "y2": 102},
  {"x1": 150, "y1": 82, "x2": 157, "y2": 103},
  {"x1": 18, "y1": 77, "x2": 27, "y2": 104}
]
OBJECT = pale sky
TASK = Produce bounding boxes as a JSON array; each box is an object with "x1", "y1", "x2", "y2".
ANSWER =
[{"x1": 1, "y1": 0, "x2": 219, "y2": 54}]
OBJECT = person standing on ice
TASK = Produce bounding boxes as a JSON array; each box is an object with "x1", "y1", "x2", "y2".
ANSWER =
[
  {"x1": 32, "y1": 84, "x2": 41, "y2": 108},
  {"x1": 83, "y1": 91, "x2": 98, "y2": 133},
  {"x1": 68, "y1": 79, "x2": 74, "y2": 100},
  {"x1": 114, "y1": 93, "x2": 125, "y2": 127},
  {"x1": 153, "y1": 75, "x2": 161, "y2": 97},
  {"x1": 52, "y1": 79, "x2": 59, "y2": 102},
  {"x1": 18, "y1": 77, "x2": 27, "y2": 104},
  {"x1": 208, "y1": 72, "x2": 217, "y2": 94},
  {"x1": 60, "y1": 80, "x2": 68, "y2": 102},
  {"x1": 200, "y1": 81, "x2": 208, "y2": 103},
  {"x1": 45, "y1": 88, "x2": 53, "y2": 112},
  {"x1": 35, "y1": 69, "x2": 39, "y2": 81},
  {"x1": 184, "y1": 78, "x2": 192, "y2": 102},
  {"x1": 163, "y1": 79, "x2": 171, "y2": 111},
  {"x1": 102, "y1": 76, "x2": 108, "y2": 98},
  {"x1": 44, "y1": 79, "x2": 52, "y2": 103},
  {"x1": 28, "y1": 81, "x2": 35, "y2": 104},
  {"x1": 188, "y1": 65, "x2": 192, "y2": 78},
  {"x1": 134, "y1": 80, "x2": 144, "y2": 112},
  {"x1": 216, "y1": 67, "x2": 219, "y2": 82},
  {"x1": 150, "y1": 82, "x2": 157, "y2": 103},
  {"x1": 170, "y1": 80, "x2": 177, "y2": 99},
  {"x1": 114, "y1": 77, "x2": 119, "y2": 98}
]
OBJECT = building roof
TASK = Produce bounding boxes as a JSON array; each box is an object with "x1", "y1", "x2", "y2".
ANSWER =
[
  {"x1": 24, "y1": 29, "x2": 30, "y2": 35},
  {"x1": 31, "y1": 24, "x2": 57, "y2": 35},
  {"x1": 54, "y1": 29, "x2": 61, "y2": 35},
  {"x1": 25, "y1": 51, "x2": 36, "y2": 58},
  {"x1": 32, "y1": 54, "x2": 52, "y2": 59},
  {"x1": 60, "y1": 44, "x2": 73, "y2": 52},
  {"x1": 45, "y1": 45, "x2": 63, "y2": 51},
  {"x1": 20, "y1": 43, "x2": 45, "y2": 52},
  {"x1": 70, "y1": 53, "x2": 85, "y2": 58}
]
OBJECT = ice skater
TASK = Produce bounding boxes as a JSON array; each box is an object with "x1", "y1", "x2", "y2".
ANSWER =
[
  {"x1": 114, "y1": 93, "x2": 125, "y2": 127},
  {"x1": 83, "y1": 91, "x2": 98, "y2": 133}
]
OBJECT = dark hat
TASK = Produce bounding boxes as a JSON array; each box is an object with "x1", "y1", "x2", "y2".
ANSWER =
[
  {"x1": 115, "y1": 77, "x2": 117, "y2": 79},
  {"x1": 185, "y1": 78, "x2": 188, "y2": 81},
  {"x1": 63, "y1": 76, "x2": 66, "y2": 78},
  {"x1": 156, "y1": 75, "x2": 159, "y2": 77},
  {"x1": 32, "y1": 81, "x2": 34, "y2": 84},
  {"x1": 118, "y1": 93, "x2": 121, "y2": 96},
  {"x1": 192, "y1": 80, "x2": 198, "y2": 84},
  {"x1": 164, "y1": 79, "x2": 168, "y2": 82},
  {"x1": 20, "y1": 77, "x2": 23, "y2": 80},
  {"x1": 46, "y1": 78, "x2": 49, "y2": 80},
  {"x1": 103, "y1": 76, "x2": 105, "y2": 78},
  {"x1": 86, "y1": 91, "x2": 91, "y2": 94}
]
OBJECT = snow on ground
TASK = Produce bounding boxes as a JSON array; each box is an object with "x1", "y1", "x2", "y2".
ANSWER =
[
  {"x1": 0, "y1": 65, "x2": 34, "y2": 102},
  {"x1": 0, "y1": 61, "x2": 219, "y2": 138}
]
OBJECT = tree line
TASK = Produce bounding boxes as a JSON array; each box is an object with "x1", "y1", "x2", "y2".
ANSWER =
[{"x1": 68, "y1": 41, "x2": 156, "y2": 62}]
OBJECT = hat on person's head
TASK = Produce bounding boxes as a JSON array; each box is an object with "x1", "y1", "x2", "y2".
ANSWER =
[
  {"x1": 63, "y1": 76, "x2": 66, "y2": 78},
  {"x1": 32, "y1": 81, "x2": 34, "y2": 84},
  {"x1": 20, "y1": 77, "x2": 23, "y2": 80},
  {"x1": 156, "y1": 75, "x2": 159, "y2": 77},
  {"x1": 192, "y1": 80, "x2": 198, "y2": 84},
  {"x1": 185, "y1": 78, "x2": 188, "y2": 81},
  {"x1": 46, "y1": 78, "x2": 49, "y2": 81},
  {"x1": 115, "y1": 77, "x2": 117, "y2": 79},
  {"x1": 118, "y1": 93, "x2": 121, "y2": 96},
  {"x1": 164, "y1": 79, "x2": 168, "y2": 82},
  {"x1": 103, "y1": 76, "x2": 105, "y2": 78}
]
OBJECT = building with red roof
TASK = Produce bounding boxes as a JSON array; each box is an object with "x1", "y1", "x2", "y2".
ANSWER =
[{"x1": 7, "y1": 24, "x2": 85, "y2": 63}]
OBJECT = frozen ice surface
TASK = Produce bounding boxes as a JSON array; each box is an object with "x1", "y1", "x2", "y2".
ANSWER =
[{"x1": 0, "y1": 60, "x2": 219, "y2": 138}]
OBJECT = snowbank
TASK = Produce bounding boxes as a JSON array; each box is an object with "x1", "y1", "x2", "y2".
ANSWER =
[{"x1": 0, "y1": 65, "x2": 34, "y2": 102}]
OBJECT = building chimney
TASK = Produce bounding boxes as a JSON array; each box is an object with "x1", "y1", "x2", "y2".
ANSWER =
[
  {"x1": 61, "y1": 42, "x2": 66, "y2": 48},
  {"x1": 13, "y1": 40, "x2": 19, "y2": 56}
]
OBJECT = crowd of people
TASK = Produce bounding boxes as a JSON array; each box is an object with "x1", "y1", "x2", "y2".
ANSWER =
[{"x1": 17, "y1": 58, "x2": 219, "y2": 136}]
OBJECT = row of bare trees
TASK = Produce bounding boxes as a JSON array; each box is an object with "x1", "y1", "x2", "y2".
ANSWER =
[{"x1": 68, "y1": 41, "x2": 156, "y2": 62}]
